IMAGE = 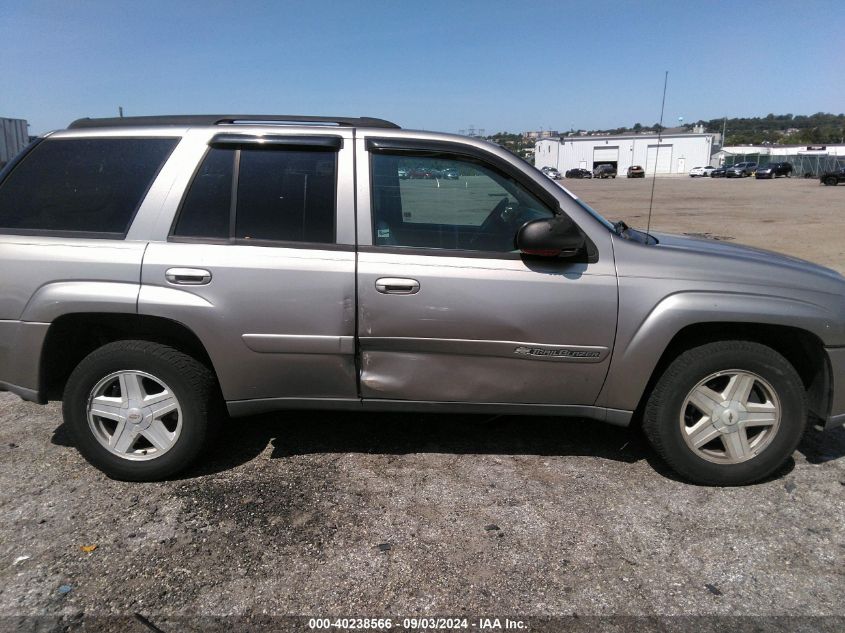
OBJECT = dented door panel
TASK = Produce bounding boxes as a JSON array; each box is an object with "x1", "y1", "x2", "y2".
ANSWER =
[{"x1": 357, "y1": 251, "x2": 618, "y2": 405}]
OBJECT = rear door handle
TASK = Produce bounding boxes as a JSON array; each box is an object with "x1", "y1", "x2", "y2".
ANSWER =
[
  {"x1": 375, "y1": 277, "x2": 420, "y2": 295},
  {"x1": 165, "y1": 267, "x2": 212, "y2": 285}
]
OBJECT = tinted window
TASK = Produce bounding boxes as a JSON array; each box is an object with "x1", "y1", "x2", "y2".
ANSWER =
[
  {"x1": 0, "y1": 138, "x2": 178, "y2": 235},
  {"x1": 173, "y1": 147, "x2": 336, "y2": 244},
  {"x1": 172, "y1": 148, "x2": 233, "y2": 239},
  {"x1": 371, "y1": 153, "x2": 553, "y2": 252},
  {"x1": 235, "y1": 148, "x2": 335, "y2": 243}
]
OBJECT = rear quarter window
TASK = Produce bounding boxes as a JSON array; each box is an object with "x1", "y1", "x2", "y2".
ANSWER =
[{"x1": 0, "y1": 137, "x2": 178, "y2": 237}]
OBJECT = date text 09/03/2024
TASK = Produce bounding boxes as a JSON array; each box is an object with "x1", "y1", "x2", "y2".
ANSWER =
[{"x1": 307, "y1": 617, "x2": 528, "y2": 630}]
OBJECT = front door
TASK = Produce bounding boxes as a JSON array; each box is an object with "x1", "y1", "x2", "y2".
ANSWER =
[{"x1": 355, "y1": 137, "x2": 618, "y2": 407}]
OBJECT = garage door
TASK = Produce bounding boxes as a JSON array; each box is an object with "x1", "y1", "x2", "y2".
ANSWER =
[
  {"x1": 646, "y1": 144, "x2": 673, "y2": 174},
  {"x1": 593, "y1": 146, "x2": 619, "y2": 163}
]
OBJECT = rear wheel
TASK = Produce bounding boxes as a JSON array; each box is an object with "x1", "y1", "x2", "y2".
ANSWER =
[
  {"x1": 643, "y1": 341, "x2": 807, "y2": 485},
  {"x1": 63, "y1": 340, "x2": 221, "y2": 481},
  {"x1": 823, "y1": 176, "x2": 838, "y2": 186}
]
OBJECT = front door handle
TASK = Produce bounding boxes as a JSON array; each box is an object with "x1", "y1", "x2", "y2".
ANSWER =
[
  {"x1": 375, "y1": 277, "x2": 420, "y2": 295},
  {"x1": 165, "y1": 267, "x2": 212, "y2": 285}
]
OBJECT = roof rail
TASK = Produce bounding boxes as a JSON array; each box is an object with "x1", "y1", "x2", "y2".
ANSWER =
[{"x1": 67, "y1": 114, "x2": 401, "y2": 130}]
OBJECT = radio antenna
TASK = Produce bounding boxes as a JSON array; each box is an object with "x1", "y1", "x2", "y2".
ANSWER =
[{"x1": 646, "y1": 71, "x2": 668, "y2": 238}]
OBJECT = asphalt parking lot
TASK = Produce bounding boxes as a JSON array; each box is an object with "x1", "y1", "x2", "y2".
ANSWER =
[{"x1": 1, "y1": 176, "x2": 844, "y2": 631}]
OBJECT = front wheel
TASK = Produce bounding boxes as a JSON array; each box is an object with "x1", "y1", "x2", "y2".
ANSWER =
[
  {"x1": 823, "y1": 176, "x2": 838, "y2": 186},
  {"x1": 63, "y1": 340, "x2": 222, "y2": 481},
  {"x1": 643, "y1": 341, "x2": 807, "y2": 486}
]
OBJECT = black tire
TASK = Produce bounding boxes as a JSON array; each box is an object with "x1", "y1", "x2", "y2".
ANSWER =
[
  {"x1": 823, "y1": 176, "x2": 838, "y2": 186},
  {"x1": 643, "y1": 340, "x2": 807, "y2": 486},
  {"x1": 62, "y1": 340, "x2": 222, "y2": 481}
]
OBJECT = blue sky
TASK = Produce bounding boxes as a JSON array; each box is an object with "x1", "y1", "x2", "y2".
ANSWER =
[{"x1": 2, "y1": 0, "x2": 843, "y2": 135}]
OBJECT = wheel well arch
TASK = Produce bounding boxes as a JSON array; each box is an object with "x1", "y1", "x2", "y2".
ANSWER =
[
  {"x1": 40, "y1": 313, "x2": 217, "y2": 401},
  {"x1": 633, "y1": 322, "x2": 830, "y2": 424}
]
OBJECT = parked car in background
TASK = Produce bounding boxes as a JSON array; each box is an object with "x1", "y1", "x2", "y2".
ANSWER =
[
  {"x1": 409, "y1": 167, "x2": 434, "y2": 179},
  {"x1": 755, "y1": 162, "x2": 793, "y2": 179},
  {"x1": 689, "y1": 166, "x2": 715, "y2": 177},
  {"x1": 398, "y1": 167, "x2": 409, "y2": 179},
  {"x1": 726, "y1": 162, "x2": 758, "y2": 178},
  {"x1": 820, "y1": 168, "x2": 845, "y2": 186},
  {"x1": 711, "y1": 166, "x2": 727, "y2": 178},
  {"x1": 593, "y1": 164, "x2": 617, "y2": 179},
  {"x1": 442, "y1": 168, "x2": 460, "y2": 180},
  {"x1": 541, "y1": 166, "x2": 562, "y2": 180},
  {"x1": 627, "y1": 165, "x2": 645, "y2": 178},
  {"x1": 774, "y1": 162, "x2": 793, "y2": 177},
  {"x1": 565, "y1": 168, "x2": 592, "y2": 179}
]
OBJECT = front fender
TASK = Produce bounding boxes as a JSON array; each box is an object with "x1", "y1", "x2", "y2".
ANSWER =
[{"x1": 596, "y1": 290, "x2": 839, "y2": 412}]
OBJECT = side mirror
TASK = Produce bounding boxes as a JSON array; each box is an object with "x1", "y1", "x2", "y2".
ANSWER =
[{"x1": 516, "y1": 216, "x2": 585, "y2": 258}]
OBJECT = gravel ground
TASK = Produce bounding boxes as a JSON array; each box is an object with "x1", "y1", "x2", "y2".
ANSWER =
[
  {"x1": 563, "y1": 175, "x2": 845, "y2": 273},
  {"x1": 1, "y1": 178, "x2": 844, "y2": 631}
]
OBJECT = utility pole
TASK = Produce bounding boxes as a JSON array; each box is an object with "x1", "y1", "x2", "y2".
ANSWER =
[
  {"x1": 119, "y1": 106, "x2": 124, "y2": 118},
  {"x1": 721, "y1": 116, "x2": 727, "y2": 147}
]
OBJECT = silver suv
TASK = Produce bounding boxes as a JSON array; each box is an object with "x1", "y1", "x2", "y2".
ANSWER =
[
  {"x1": 726, "y1": 162, "x2": 758, "y2": 178},
  {"x1": 0, "y1": 115, "x2": 843, "y2": 485}
]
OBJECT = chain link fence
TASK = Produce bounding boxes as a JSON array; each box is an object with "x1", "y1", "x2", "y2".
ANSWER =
[{"x1": 722, "y1": 152, "x2": 845, "y2": 177}]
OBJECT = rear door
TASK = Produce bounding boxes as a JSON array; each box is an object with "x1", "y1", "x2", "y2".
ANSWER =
[
  {"x1": 354, "y1": 135, "x2": 618, "y2": 409},
  {"x1": 139, "y1": 128, "x2": 358, "y2": 408}
]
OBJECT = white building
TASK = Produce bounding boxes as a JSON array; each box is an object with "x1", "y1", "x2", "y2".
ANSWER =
[
  {"x1": 1, "y1": 117, "x2": 29, "y2": 167},
  {"x1": 524, "y1": 130, "x2": 559, "y2": 140},
  {"x1": 535, "y1": 132, "x2": 715, "y2": 176}
]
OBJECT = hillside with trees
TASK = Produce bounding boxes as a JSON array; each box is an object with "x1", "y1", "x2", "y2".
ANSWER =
[
  {"x1": 695, "y1": 113, "x2": 845, "y2": 145},
  {"x1": 556, "y1": 113, "x2": 845, "y2": 145},
  {"x1": 485, "y1": 113, "x2": 845, "y2": 161}
]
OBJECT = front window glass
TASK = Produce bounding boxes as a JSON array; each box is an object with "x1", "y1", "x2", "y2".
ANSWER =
[{"x1": 370, "y1": 153, "x2": 554, "y2": 252}]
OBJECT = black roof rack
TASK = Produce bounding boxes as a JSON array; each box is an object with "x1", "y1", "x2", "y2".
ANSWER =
[{"x1": 67, "y1": 114, "x2": 400, "y2": 130}]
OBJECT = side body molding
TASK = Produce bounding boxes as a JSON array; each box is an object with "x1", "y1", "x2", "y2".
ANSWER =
[{"x1": 597, "y1": 290, "x2": 840, "y2": 412}]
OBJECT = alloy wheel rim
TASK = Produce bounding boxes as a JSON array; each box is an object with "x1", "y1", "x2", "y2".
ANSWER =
[
  {"x1": 86, "y1": 370, "x2": 182, "y2": 461},
  {"x1": 679, "y1": 369, "x2": 781, "y2": 465}
]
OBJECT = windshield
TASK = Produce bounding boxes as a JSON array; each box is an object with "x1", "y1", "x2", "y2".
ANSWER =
[
  {"x1": 570, "y1": 196, "x2": 615, "y2": 231},
  {"x1": 558, "y1": 183, "x2": 659, "y2": 244}
]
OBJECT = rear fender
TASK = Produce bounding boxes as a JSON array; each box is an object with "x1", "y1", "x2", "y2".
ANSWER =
[{"x1": 20, "y1": 281, "x2": 139, "y2": 322}]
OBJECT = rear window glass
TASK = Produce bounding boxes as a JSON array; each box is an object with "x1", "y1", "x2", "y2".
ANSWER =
[
  {"x1": 235, "y1": 148, "x2": 335, "y2": 243},
  {"x1": 172, "y1": 146, "x2": 337, "y2": 245},
  {"x1": 172, "y1": 148, "x2": 233, "y2": 239},
  {"x1": 0, "y1": 138, "x2": 178, "y2": 236}
]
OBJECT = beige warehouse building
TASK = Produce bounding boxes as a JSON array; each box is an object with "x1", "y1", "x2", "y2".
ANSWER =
[{"x1": 535, "y1": 132, "x2": 715, "y2": 176}]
